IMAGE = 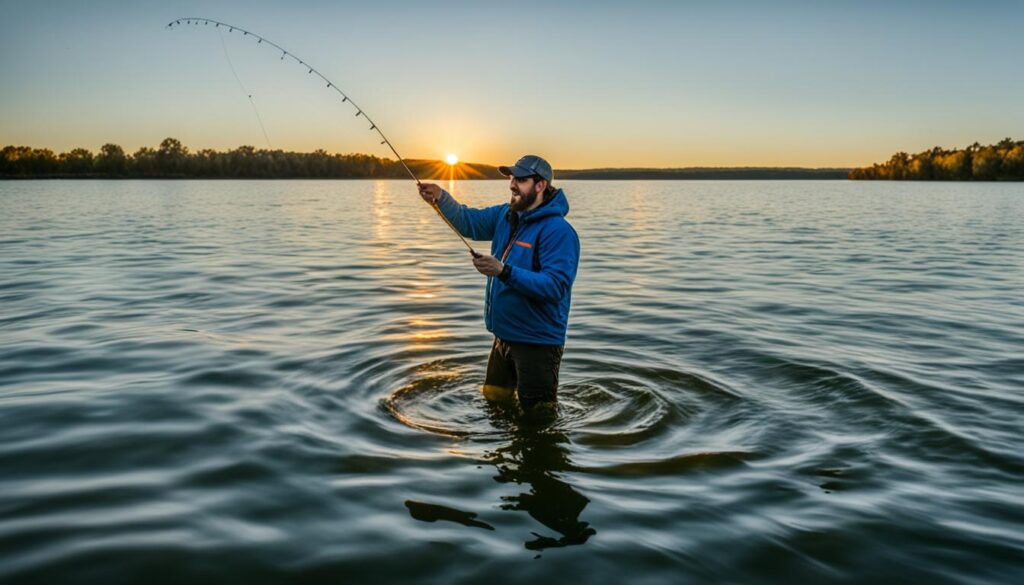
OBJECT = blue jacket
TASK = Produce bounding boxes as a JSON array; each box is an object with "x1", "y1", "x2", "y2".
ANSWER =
[{"x1": 436, "y1": 188, "x2": 580, "y2": 346}]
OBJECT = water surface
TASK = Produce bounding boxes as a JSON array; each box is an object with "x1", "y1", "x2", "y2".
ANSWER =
[{"x1": 1, "y1": 180, "x2": 1022, "y2": 583}]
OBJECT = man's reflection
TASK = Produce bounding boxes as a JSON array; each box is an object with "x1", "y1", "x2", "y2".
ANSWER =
[{"x1": 484, "y1": 402, "x2": 596, "y2": 550}]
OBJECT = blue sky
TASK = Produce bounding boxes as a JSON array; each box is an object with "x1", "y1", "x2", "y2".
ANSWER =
[{"x1": 2, "y1": 0, "x2": 1022, "y2": 167}]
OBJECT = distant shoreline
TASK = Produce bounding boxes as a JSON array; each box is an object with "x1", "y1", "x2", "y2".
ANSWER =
[
  {"x1": 6, "y1": 137, "x2": 1021, "y2": 180},
  {"x1": 557, "y1": 168, "x2": 849, "y2": 180},
  {"x1": 2, "y1": 139, "x2": 850, "y2": 181},
  {"x1": 0, "y1": 171, "x2": 852, "y2": 181}
]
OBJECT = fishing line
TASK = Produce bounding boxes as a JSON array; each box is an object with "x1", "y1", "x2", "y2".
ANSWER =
[
  {"x1": 218, "y1": 28, "x2": 272, "y2": 149},
  {"x1": 167, "y1": 17, "x2": 479, "y2": 255}
]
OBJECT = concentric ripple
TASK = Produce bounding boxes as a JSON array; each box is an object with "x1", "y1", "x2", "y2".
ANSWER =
[
  {"x1": 378, "y1": 359, "x2": 498, "y2": 438},
  {"x1": 379, "y1": 357, "x2": 744, "y2": 454}
]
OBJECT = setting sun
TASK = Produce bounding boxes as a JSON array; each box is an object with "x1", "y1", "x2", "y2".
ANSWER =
[{"x1": 445, "y1": 153, "x2": 458, "y2": 165}]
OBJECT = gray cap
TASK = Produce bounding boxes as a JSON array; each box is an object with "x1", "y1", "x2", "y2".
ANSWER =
[{"x1": 498, "y1": 154, "x2": 553, "y2": 182}]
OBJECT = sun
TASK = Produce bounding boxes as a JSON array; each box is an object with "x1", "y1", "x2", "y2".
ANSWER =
[{"x1": 445, "y1": 153, "x2": 459, "y2": 165}]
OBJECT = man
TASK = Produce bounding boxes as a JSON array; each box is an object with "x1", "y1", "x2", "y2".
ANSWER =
[{"x1": 417, "y1": 155, "x2": 580, "y2": 409}]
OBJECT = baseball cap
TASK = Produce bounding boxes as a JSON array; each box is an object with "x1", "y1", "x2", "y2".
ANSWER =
[{"x1": 498, "y1": 154, "x2": 553, "y2": 182}]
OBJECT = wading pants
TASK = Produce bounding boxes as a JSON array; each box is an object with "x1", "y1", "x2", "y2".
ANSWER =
[{"x1": 484, "y1": 337, "x2": 564, "y2": 408}]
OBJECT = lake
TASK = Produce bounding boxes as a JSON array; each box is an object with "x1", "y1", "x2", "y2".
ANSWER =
[{"x1": 1, "y1": 179, "x2": 1021, "y2": 583}]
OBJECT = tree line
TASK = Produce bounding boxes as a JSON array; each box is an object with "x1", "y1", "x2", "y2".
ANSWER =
[
  {"x1": 557, "y1": 167, "x2": 849, "y2": 180},
  {"x1": 0, "y1": 139, "x2": 849, "y2": 181},
  {"x1": 0, "y1": 138, "x2": 502, "y2": 179},
  {"x1": 849, "y1": 138, "x2": 1024, "y2": 180},
  {"x1": 8, "y1": 137, "x2": 1021, "y2": 180}
]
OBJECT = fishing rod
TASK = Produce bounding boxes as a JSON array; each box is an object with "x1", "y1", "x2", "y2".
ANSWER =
[{"x1": 166, "y1": 17, "x2": 480, "y2": 256}]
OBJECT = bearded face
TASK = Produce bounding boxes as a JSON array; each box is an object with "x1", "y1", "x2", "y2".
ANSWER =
[{"x1": 509, "y1": 176, "x2": 541, "y2": 212}]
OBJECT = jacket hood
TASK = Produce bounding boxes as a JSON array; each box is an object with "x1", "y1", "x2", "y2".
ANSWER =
[{"x1": 518, "y1": 188, "x2": 569, "y2": 224}]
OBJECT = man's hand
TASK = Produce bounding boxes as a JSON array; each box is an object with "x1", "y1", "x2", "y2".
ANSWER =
[
  {"x1": 472, "y1": 252, "x2": 504, "y2": 277},
  {"x1": 417, "y1": 183, "x2": 441, "y2": 204}
]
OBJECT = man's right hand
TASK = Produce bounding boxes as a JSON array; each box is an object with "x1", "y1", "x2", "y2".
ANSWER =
[{"x1": 417, "y1": 183, "x2": 441, "y2": 204}]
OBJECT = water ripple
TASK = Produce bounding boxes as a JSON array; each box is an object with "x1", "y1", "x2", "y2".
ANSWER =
[{"x1": 1, "y1": 180, "x2": 1022, "y2": 582}]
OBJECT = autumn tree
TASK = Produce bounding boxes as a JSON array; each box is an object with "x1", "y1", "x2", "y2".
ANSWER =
[{"x1": 851, "y1": 139, "x2": 1022, "y2": 181}]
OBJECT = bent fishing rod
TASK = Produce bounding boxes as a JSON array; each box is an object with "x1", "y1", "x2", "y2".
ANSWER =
[{"x1": 167, "y1": 17, "x2": 480, "y2": 256}]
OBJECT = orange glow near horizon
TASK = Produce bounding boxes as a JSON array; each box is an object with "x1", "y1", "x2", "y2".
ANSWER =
[{"x1": 411, "y1": 154, "x2": 491, "y2": 183}]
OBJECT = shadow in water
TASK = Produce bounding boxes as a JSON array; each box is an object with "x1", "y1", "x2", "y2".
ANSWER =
[
  {"x1": 404, "y1": 500, "x2": 495, "y2": 530},
  {"x1": 403, "y1": 400, "x2": 596, "y2": 552},
  {"x1": 483, "y1": 401, "x2": 596, "y2": 551}
]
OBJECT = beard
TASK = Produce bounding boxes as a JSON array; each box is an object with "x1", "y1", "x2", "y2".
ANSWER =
[{"x1": 509, "y1": 187, "x2": 539, "y2": 212}]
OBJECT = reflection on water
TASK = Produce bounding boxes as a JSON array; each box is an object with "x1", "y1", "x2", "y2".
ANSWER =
[
  {"x1": 405, "y1": 500, "x2": 495, "y2": 531},
  {"x1": 403, "y1": 401, "x2": 598, "y2": 553},
  {"x1": 484, "y1": 403, "x2": 596, "y2": 551},
  {"x1": 404, "y1": 400, "x2": 595, "y2": 551}
]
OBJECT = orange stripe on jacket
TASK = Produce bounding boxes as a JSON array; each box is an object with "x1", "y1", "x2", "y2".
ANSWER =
[{"x1": 515, "y1": 241, "x2": 532, "y2": 249}]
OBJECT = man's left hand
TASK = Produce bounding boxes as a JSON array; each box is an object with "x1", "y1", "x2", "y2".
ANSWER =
[{"x1": 472, "y1": 253, "x2": 503, "y2": 277}]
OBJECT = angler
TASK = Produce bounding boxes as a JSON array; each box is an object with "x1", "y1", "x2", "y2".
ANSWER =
[
  {"x1": 170, "y1": 19, "x2": 581, "y2": 409},
  {"x1": 418, "y1": 156, "x2": 581, "y2": 409}
]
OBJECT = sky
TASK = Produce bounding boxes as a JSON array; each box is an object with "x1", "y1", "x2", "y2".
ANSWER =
[{"x1": 2, "y1": 0, "x2": 1023, "y2": 168}]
